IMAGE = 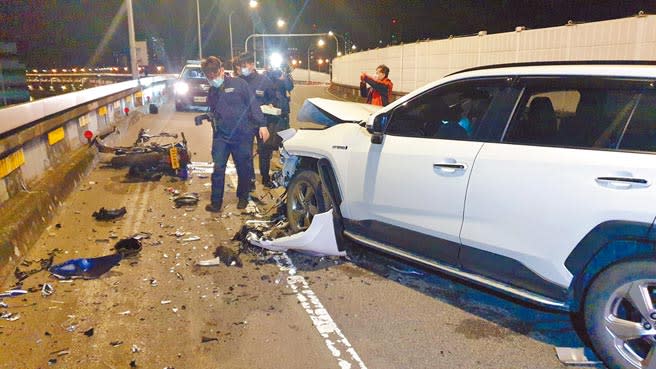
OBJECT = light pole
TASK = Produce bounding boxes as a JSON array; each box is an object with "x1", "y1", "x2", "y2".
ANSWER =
[
  {"x1": 229, "y1": 10, "x2": 236, "y2": 62},
  {"x1": 126, "y1": 0, "x2": 138, "y2": 80},
  {"x1": 196, "y1": 0, "x2": 202, "y2": 59},
  {"x1": 327, "y1": 31, "x2": 342, "y2": 56}
]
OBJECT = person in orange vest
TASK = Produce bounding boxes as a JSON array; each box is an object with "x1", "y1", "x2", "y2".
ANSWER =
[{"x1": 360, "y1": 65, "x2": 393, "y2": 106}]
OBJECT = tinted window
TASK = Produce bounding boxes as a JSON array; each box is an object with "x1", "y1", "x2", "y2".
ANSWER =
[
  {"x1": 619, "y1": 91, "x2": 656, "y2": 152},
  {"x1": 385, "y1": 79, "x2": 515, "y2": 142},
  {"x1": 504, "y1": 79, "x2": 643, "y2": 149}
]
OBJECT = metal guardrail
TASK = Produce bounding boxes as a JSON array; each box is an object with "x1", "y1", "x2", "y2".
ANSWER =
[{"x1": 0, "y1": 76, "x2": 173, "y2": 136}]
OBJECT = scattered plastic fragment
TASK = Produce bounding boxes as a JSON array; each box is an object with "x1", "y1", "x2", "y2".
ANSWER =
[
  {"x1": 92, "y1": 207, "x2": 127, "y2": 221},
  {"x1": 0, "y1": 289, "x2": 27, "y2": 298},
  {"x1": 172, "y1": 307, "x2": 179, "y2": 313},
  {"x1": 173, "y1": 193, "x2": 199, "y2": 208},
  {"x1": 48, "y1": 358, "x2": 57, "y2": 365},
  {"x1": 175, "y1": 272, "x2": 184, "y2": 280},
  {"x1": 41, "y1": 283, "x2": 54, "y2": 297},
  {"x1": 150, "y1": 278, "x2": 158, "y2": 287},
  {"x1": 0, "y1": 301, "x2": 7, "y2": 308},
  {"x1": 201, "y1": 336, "x2": 218, "y2": 343},
  {"x1": 65, "y1": 325, "x2": 77, "y2": 332},
  {"x1": 49, "y1": 254, "x2": 122, "y2": 280},
  {"x1": 131, "y1": 232, "x2": 152, "y2": 240},
  {"x1": 197, "y1": 257, "x2": 222, "y2": 267},
  {"x1": 182, "y1": 236, "x2": 200, "y2": 242},
  {"x1": 161, "y1": 300, "x2": 171, "y2": 305},
  {"x1": 131, "y1": 344, "x2": 141, "y2": 353},
  {"x1": 555, "y1": 347, "x2": 602, "y2": 365},
  {"x1": 0, "y1": 312, "x2": 20, "y2": 321},
  {"x1": 50, "y1": 349, "x2": 70, "y2": 357},
  {"x1": 118, "y1": 310, "x2": 131, "y2": 315},
  {"x1": 113, "y1": 238, "x2": 143, "y2": 258},
  {"x1": 83, "y1": 328, "x2": 94, "y2": 337},
  {"x1": 110, "y1": 341, "x2": 123, "y2": 347},
  {"x1": 130, "y1": 359, "x2": 137, "y2": 368}
]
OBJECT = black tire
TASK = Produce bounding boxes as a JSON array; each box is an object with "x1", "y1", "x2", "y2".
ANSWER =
[
  {"x1": 110, "y1": 152, "x2": 164, "y2": 168},
  {"x1": 584, "y1": 259, "x2": 656, "y2": 369},
  {"x1": 286, "y1": 170, "x2": 332, "y2": 233}
]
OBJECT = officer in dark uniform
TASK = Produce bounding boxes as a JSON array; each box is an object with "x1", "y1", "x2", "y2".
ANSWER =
[
  {"x1": 235, "y1": 53, "x2": 278, "y2": 189},
  {"x1": 200, "y1": 56, "x2": 268, "y2": 212}
]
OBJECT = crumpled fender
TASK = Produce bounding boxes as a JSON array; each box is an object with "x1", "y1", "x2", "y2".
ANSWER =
[{"x1": 247, "y1": 210, "x2": 345, "y2": 256}]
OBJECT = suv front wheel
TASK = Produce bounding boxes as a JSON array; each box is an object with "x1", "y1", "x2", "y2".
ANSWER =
[
  {"x1": 584, "y1": 260, "x2": 656, "y2": 369},
  {"x1": 286, "y1": 170, "x2": 332, "y2": 233}
]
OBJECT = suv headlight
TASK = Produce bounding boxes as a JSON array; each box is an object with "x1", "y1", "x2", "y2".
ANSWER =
[{"x1": 174, "y1": 81, "x2": 189, "y2": 95}]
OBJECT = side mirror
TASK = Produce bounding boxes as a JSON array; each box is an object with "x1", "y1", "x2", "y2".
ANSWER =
[{"x1": 370, "y1": 114, "x2": 386, "y2": 144}]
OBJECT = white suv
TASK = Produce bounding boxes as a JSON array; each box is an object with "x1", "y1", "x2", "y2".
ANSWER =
[{"x1": 281, "y1": 62, "x2": 656, "y2": 369}]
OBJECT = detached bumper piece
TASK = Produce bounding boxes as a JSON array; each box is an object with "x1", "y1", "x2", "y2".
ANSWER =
[{"x1": 247, "y1": 209, "x2": 345, "y2": 257}]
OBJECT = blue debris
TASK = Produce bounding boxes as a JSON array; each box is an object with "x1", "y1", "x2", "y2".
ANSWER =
[{"x1": 49, "y1": 254, "x2": 122, "y2": 279}]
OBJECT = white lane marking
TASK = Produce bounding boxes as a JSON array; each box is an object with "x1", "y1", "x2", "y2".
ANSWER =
[
  {"x1": 225, "y1": 161, "x2": 366, "y2": 368},
  {"x1": 274, "y1": 254, "x2": 368, "y2": 369}
]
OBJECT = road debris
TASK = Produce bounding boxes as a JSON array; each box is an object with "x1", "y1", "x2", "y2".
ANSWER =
[
  {"x1": 131, "y1": 344, "x2": 141, "y2": 353},
  {"x1": 555, "y1": 347, "x2": 602, "y2": 365},
  {"x1": 201, "y1": 336, "x2": 218, "y2": 343},
  {"x1": 110, "y1": 340, "x2": 123, "y2": 347},
  {"x1": 49, "y1": 254, "x2": 122, "y2": 279},
  {"x1": 181, "y1": 236, "x2": 200, "y2": 242},
  {"x1": 113, "y1": 238, "x2": 143, "y2": 257},
  {"x1": 83, "y1": 328, "x2": 94, "y2": 337},
  {"x1": 118, "y1": 310, "x2": 131, "y2": 315},
  {"x1": 173, "y1": 192, "x2": 199, "y2": 207},
  {"x1": 388, "y1": 265, "x2": 425, "y2": 276},
  {"x1": 0, "y1": 289, "x2": 28, "y2": 298},
  {"x1": 41, "y1": 283, "x2": 54, "y2": 297},
  {"x1": 160, "y1": 300, "x2": 171, "y2": 305},
  {"x1": 213, "y1": 246, "x2": 243, "y2": 267},
  {"x1": 0, "y1": 311, "x2": 21, "y2": 321},
  {"x1": 50, "y1": 348, "x2": 70, "y2": 357},
  {"x1": 197, "y1": 257, "x2": 222, "y2": 267},
  {"x1": 92, "y1": 207, "x2": 127, "y2": 221}
]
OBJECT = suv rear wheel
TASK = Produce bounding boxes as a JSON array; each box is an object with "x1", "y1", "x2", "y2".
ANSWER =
[
  {"x1": 286, "y1": 170, "x2": 332, "y2": 233},
  {"x1": 584, "y1": 260, "x2": 656, "y2": 369}
]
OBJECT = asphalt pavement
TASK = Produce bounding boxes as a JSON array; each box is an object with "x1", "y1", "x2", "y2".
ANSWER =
[{"x1": 0, "y1": 85, "x2": 597, "y2": 369}]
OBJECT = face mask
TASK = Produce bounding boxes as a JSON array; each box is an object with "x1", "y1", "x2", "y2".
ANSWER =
[
  {"x1": 241, "y1": 68, "x2": 251, "y2": 77},
  {"x1": 210, "y1": 77, "x2": 224, "y2": 88}
]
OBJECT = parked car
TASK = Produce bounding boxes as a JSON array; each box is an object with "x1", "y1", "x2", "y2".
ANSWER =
[
  {"x1": 281, "y1": 61, "x2": 656, "y2": 369},
  {"x1": 174, "y1": 61, "x2": 210, "y2": 111}
]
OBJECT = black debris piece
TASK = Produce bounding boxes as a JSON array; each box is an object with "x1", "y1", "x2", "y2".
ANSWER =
[
  {"x1": 214, "y1": 246, "x2": 243, "y2": 267},
  {"x1": 173, "y1": 193, "x2": 199, "y2": 208},
  {"x1": 48, "y1": 358, "x2": 57, "y2": 365},
  {"x1": 113, "y1": 238, "x2": 143, "y2": 258},
  {"x1": 83, "y1": 328, "x2": 94, "y2": 337},
  {"x1": 110, "y1": 340, "x2": 123, "y2": 347},
  {"x1": 55, "y1": 223, "x2": 62, "y2": 229},
  {"x1": 14, "y1": 255, "x2": 54, "y2": 284},
  {"x1": 92, "y1": 207, "x2": 127, "y2": 221},
  {"x1": 127, "y1": 166, "x2": 163, "y2": 182},
  {"x1": 201, "y1": 336, "x2": 218, "y2": 343},
  {"x1": 130, "y1": 359, "x2": 137, "y2": 368}
]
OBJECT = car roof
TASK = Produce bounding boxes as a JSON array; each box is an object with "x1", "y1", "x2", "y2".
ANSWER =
[{"x1": 379, "y1": 61, "x2": 656, "y2": 115}]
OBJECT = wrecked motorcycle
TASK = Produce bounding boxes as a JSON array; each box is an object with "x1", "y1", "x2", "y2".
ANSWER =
[{"x1": 94, "y1": 128, "x2": 191, "y2": 179}]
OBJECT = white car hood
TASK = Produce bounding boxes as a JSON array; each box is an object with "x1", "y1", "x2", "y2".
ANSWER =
[{"x1": 297, "y1": 98, "x2": 381, "y2": 126}]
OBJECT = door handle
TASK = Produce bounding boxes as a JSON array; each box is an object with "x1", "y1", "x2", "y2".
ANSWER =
[
  {"x1": 596, "y1": 176, "x2": 650, "y2": 189},
  {"x1": 433, "y1": 163, "x2": 466, "y2": 173}
]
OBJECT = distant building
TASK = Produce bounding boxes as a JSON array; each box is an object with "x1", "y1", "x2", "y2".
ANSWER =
[{"x1": 0, "y1": 42, "x2": 29, "y2": 107}]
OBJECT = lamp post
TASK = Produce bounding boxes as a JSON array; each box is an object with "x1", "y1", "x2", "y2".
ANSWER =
[
  {"x1": 327, "y1": 31, "x2": 342, "y2": 56},
  {"x1": 229, "y1": 10, "x2": 235, "y2": 62},
  {"x1": 196, "y1": 0, "x2": 202, "y2": 59},
  {"x1": 126, "y1": 0, "x2": 139, "y2": 80}
]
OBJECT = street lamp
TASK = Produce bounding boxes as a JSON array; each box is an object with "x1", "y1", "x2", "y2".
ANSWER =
[
  {"x1": 249, "y1": 0, "x2": 258, "y2": 8},
  {"x1": 277, "y1": 19, "x2": 286, "y2": 28},
  {"x1": 351, "y1": 44, "x2": 357, "y2": 51},
  {"x1": 307, "y1": 39, "x2": 325, "y2": 83}
]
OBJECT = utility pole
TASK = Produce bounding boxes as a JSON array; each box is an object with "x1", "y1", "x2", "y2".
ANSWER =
[{"x1": 126, "y1": 0, "x2": 139, "y2": 80}]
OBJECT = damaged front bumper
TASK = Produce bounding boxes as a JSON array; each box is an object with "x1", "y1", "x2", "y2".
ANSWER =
[{"x1": 247, "y1": 209, "x2": 345, "y2": 257}]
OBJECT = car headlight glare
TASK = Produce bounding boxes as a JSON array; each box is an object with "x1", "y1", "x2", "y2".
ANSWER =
[{"x1": 174, "y1": 82, "x2": 189, "y2": 95}]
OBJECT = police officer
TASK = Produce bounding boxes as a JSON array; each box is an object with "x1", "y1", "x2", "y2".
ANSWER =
[
  {"x1": 267, "y1": 65, "x2": 294, "y2": 136},
  {"x1": 235, "y1": 53, "x2": 278, "y2": 189},
  {"x1": 200, "y1": 56, "x2": 268, "y2": 212}
]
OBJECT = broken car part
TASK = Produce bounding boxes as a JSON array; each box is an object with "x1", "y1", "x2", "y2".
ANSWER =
[
  {"x1": 247, "y1": 209, "x2": 345, "y2": 256},
  {"x1": 173, "y1": 192, "x2": 199, "y2": 207},
  {"x1": 92, "y1": 207, "x2": 127, "y2": 221},
  {"x1": 49, "y1": 254, "x2": 122, "y2": 279},
  {"x1": 0, "y1": 289, "x2": 28, "y2": 298}
]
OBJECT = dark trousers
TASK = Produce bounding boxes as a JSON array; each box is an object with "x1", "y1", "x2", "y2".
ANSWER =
[
  {"x1": 210, "y1": 135, "x2": 252, "y2": 204},
  {"x1": 250, "y1": 115, "x2": 285, "y2": 183}
]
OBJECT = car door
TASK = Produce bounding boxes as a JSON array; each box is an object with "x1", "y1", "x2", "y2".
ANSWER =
[
  {"x1": 460, "y1": 77, "x2": 656, "y2": 298},
  {"x1": 344, "y1": 78, "x2": 519, "y2": 266}
]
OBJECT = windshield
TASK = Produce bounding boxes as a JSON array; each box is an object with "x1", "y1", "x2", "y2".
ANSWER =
[{"x1": 181, "y1": 66, "x2": 205, "y2": 79}]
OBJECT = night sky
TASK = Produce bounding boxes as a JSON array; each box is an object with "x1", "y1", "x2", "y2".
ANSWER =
[{"x1": 1, "y1": 0, "x2": 655, "y2": 69}]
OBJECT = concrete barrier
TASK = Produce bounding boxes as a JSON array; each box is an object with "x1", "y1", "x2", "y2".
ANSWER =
[{"x1": 0, "y1": 77, "x2": 172, "y2": 285}]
